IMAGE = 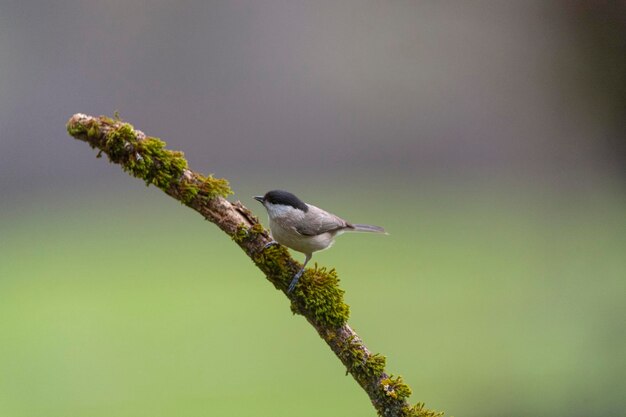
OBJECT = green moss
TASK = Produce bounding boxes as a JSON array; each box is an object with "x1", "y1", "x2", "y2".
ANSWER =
[
  {"x1": 338, "y1": 334, "x2": 360, "y2": 357},
  {"x1": 290, "y1": 266, "x2": 350, "y2": 328},
  {"x1": 336, "y1": 336, "x2": 386, "y2": 385},
  {"x1": 363, "y1": 353, "x2": 387, "y2": 379},
  {"x1": 178, "y1": 172, "x2": 232, "y2": 205},
  {"x1": 126, "y1": 135, "x2": 188, "y2": 189},
  {"x1": 179, "y1": 177, "x2": 201, "y2": 204},
  {"x1": 334, "y1": 339, "x2": 443, "y2": 417},
  {"x1": 105, "y1": 123, "x2": 137, "y2": 161},
  {"x1": 380, "y1": 376, "x2": 412, "y2": 401},
  {"x1": 87, "y1": 123, "x2": 100, "y2": 140},
  {"x1": 197, "y1": 173, "x2": 232, "y2": 199},
  {"x1": 253, "y1": 244, "x2": 350, "y2": 327},
  {"x1": 67, "y1": 115, "x2": 232, "y2": 198},
  {"x1": 232, "y1": 222, "x2": 269, "y2": 246},
  {"x1": 250, "y1": 223, "x2": 265, "y2": 235},
  {"x1": 232, "y1": 224, "x2": 250, "y2": 243},
  {"x1": 253, "y1": 244, "x2": 293, "y2": 288},
  {"x1": 67, "y1": 121, "x2": 88, "y2": 137},
  {"x1": 376, "y1": 376, "x2": 444, "y2": 417},
  {"x1": 400, "y1": 403, "x2": 444, "y2": 417}
]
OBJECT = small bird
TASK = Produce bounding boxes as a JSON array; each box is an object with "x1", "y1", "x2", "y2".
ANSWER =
[{"x1": 254, "y1": 190, "x2": 386, "y2": 293}]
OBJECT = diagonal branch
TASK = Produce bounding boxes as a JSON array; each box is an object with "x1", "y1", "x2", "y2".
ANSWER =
[{"x1": 66, "y1": 113, "x2": 442, "y2": 417}]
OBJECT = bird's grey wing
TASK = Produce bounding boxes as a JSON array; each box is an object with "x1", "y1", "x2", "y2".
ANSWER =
[{"x1": 295, "y1": 205, "x2": 350, "y2": 236}]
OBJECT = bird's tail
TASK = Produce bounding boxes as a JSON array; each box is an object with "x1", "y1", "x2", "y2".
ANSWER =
[{"x1": 350, "y1": 224, "x2": 388, "y2": 234}]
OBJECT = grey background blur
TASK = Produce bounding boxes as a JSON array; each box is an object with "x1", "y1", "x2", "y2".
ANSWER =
[
  {"x1": 1, "y1": 1, "x2": 624, "y2": 194},
  {"x1": 1, "y1": 2, "x2": 625, "y2": 417}
]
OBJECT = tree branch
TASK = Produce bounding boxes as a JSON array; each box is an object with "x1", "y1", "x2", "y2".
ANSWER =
[{"x1": 66, "y1": 113, "x2": 442, "y2": 417}]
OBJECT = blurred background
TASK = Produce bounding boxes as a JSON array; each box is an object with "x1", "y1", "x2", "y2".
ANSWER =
[{"x1": 1, "y1": 1, "x2": 625, "y2": 416}]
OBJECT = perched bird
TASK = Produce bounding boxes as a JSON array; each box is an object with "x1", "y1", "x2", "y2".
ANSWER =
[{"x1": 254, "y1": 190, "x2": 386, "y2": 293}]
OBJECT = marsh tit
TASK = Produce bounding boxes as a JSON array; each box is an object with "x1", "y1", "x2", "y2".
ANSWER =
[{"x1": 254, "y1": 190, "x2": 386, "y2": 293}]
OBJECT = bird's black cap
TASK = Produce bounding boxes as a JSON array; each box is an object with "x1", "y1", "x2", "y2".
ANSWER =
[{"x1": 257, "y1": 190, "x2": 309, "y2": 212}]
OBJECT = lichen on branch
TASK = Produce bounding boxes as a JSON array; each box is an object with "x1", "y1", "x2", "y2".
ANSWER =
[{"x1": 66, "y1": 113, "x2": 442, "y2": 417}]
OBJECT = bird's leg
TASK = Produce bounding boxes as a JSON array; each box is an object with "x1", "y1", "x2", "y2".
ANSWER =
[{"x1": 288, "y1": 253, "x2": 312, "y2": 293}]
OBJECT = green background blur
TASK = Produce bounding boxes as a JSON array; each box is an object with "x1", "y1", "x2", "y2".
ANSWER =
[{"x1": 1, "y1": 2, "x2": 625, "y2": 416}]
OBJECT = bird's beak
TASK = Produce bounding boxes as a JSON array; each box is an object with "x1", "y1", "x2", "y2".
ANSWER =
[{"x1": 253, "y1": 196, "x2": 264, "y2": 203}]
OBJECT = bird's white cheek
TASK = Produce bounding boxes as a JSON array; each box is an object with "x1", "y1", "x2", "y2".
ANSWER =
[{"x1": 265, "y1": 203, "x2": 304, "y2": 220}]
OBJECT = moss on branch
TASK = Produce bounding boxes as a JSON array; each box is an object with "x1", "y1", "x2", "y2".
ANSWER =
[
  {"x1": 67, "y1": 114, "x2": 231, "y2": 201},
  {"x1": 65, "y1": 113, "x2": 442, "y2": 417}
]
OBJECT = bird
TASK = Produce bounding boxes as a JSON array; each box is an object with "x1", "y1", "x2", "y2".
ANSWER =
[{"x1": 254, "y1": 190, "x2": 386, "y2": 293}]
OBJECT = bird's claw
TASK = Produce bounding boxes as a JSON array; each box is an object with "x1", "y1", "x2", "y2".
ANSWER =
[{"x1": 263, "y1": 240, "x2": 280, "y2": 250}]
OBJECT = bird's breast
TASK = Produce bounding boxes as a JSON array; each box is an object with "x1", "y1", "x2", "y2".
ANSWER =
[{"x1": 269, "y1": 219, "x2": 334, "y2": 254}]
